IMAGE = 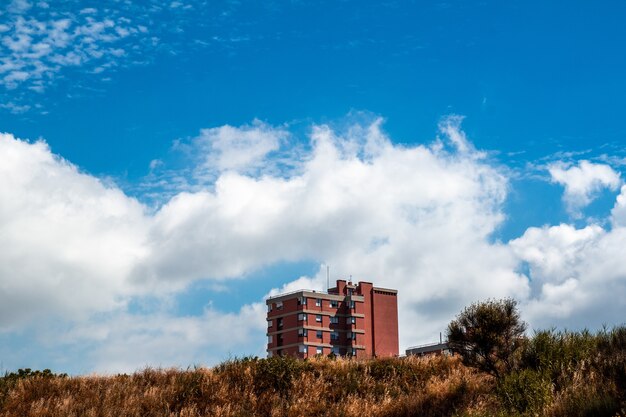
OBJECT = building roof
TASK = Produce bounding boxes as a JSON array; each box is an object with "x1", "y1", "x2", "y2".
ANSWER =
[{"x1": 405, "y1": 342, "x2": 449, "y2": 356}]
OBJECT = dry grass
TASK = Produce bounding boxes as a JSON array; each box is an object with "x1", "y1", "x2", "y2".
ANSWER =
[
  {"x1": 0, "y1": 356, "x2": 493, "y2": 417},
  {"x1": 2, "y1": 328, "x2": 625, "y2": 417}
]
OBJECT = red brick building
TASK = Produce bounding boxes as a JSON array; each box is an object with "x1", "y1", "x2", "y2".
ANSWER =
[{"x1": 266, "y1": 279, "x2": 399, "y2": 359}]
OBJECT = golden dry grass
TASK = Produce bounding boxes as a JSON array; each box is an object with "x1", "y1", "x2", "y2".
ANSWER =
[
  {"x1": 1, "y1": 344, "x2": 625, "y2": 417},
  {"x1": 0, "y1": 355, "x2": 493, "y2": 417}
]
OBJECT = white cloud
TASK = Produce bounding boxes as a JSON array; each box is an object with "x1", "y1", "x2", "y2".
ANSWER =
[
  {"x1": 0, "y1": 1, "x2": 258, "y2": 112},
  {"x1": 437, "y1": 115, "x2": 473, "y2": 154},
  {"x1": 192, "y1": 119, "x2": 288, "y2": 175},
  {"x1": 0, "y1": 133, "x2": 149, "y2": 329},
  {"x1": 511, "y1": 222, "x2": 626, "y2": 330},
  {"x1": 0, "y1": 1, "x2": 212, "y2": 102},
  {"x1": 0, "y1": 101, "x2": 30, "y2": 113},
  {"x1": 1, "y1": 118, "x2": 526, "y2": 364},
  {"x1": 60, "y1": 303, "x2": 267, "y2": 374},
  {"x1": 549, "y1": 160, "x2": 621, "y2": 217},
  {"x1": 142, "y1": 117, "x2": 528, "y2": 349},
  {"x1": 611, "y1": 185, "x2": 626, "y2": 227},
  {"x1": 0, "y1": 10, "x2": 143, "y2": 93},
  {"x1": 3, "y1": 117, "x2": 626, "y2": 372},
  {"x1": 8, "y1": 0, "x2": 32, "y2": 14}
]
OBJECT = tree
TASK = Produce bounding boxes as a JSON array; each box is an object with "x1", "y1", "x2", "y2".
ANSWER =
[{"x1": 447, "y1": 298, "x2": 527, "y2": 378}]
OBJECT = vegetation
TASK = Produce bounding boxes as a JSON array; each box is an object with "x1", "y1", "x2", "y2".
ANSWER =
[
  {"x1": 0, "y1": 356, "x2": 492, "y2": 417},
  {"x1": 1, "y1": 300, "x2": 625, "y2": 416},
  {"x1": 447, "y1": 298, "x2": 527, "y2": 378},
  {"x1": 446, "y1": 299, "x2": 626, "y2": 416}
]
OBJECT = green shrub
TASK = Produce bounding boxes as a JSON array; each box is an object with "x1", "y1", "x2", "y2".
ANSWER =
[
  {"x1": 596, "y1": 326, "x2": 626, "y2": 394},
  {"x1": 447, "y1": 298, "x2": 527, "y2": 378},
  {"x1": 521, "y1": 329, "x2": 597, "y2": 391},
  {"x1": 522, "y1": 330, "x2": 596, "y2": 370},
  {"x1": 253, "y1": 355, "x2": 310, "y2": 398},
  {"x1": 497, "y1": 368, "x2": 552, "y2": 415}
]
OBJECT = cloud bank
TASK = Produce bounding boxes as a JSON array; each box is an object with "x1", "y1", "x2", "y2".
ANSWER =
[{"x1": 1, "y1": 116, "x2": 625, "y2": 372}]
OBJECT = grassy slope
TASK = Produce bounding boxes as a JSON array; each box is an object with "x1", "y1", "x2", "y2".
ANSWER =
[
  {"x1": 1, "y1": 328, "x2": 625, "y2": 416},
  {"x1": 0, "y1": 356, "x2": 491, "y2": 417}
]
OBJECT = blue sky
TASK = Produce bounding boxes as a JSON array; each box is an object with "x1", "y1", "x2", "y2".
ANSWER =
[{"x1": 1, "y1": 0, "x2": 626, "y2": 374}]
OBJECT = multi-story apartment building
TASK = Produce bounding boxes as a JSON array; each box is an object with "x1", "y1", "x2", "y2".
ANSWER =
[{"x1": 266, "y1": 279, "x2": 399, "y2": 359}]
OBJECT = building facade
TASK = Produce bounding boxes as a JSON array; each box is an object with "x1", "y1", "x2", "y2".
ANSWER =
[{"x1": 266, "y1": 279, "x2": 399, "y2": 359}]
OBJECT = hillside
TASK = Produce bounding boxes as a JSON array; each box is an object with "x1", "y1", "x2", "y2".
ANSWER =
[{"x1": 1, "y1": 327, "x2": 625, "y2": 417}]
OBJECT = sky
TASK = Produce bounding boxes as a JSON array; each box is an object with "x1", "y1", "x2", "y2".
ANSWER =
[{"x1": 1, "y1": 0, "x2": 626, "y2": 374}]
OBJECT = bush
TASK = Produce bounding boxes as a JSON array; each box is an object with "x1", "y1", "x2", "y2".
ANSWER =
[
  {"x1": 596, "y1": 326, "x2": 626, "y2": 394},
  {"x1": 252, "y1": 355, "x2": 310, "y2": 398},
  {"x1": 447, "y1": 298, "x2": 527, "y2": 378},
  {"x1": 497, "y1": 369, "x2": 552, "y2": 415},
  {"x1": 521, "y1": 329, "x2": 597, "y2": 388}
]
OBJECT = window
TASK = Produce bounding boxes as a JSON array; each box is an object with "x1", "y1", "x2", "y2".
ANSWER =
[
  {"x1": 268, "y1": 335, "x2": 273, "y2": 343},
  {"x1": 297, "y1": 296, "x2": 307, "y2": 305},
  {"x1": 315, "y1": 298, "x2": 321, "y2": 307},
  {"x1": 330, "y1": 300, "x2": 338, "y2": 308},
  {"x1": 347, "y1": 288, "x2": 353, "y2": 296},
  {"x1": 276, "y1": 301, "x2": 283, "y2": 310},
  {"x1": 331, "y1": 331, "x2": 339, "y2": 341},
  {"x1": 316, "y1": 330, "x2": 323, "y2": 339},
  {"x1": 268, "y1": 320, "x2": 272, "y2": 328},
  {"x1": 298, "y1": 328, "x2": 308, "y2": 337},
  {"x1": 268, "y1": 303, "x2": 272, "y2": 312},
  {"x1": 346, "y1": 316, "x2": 356, "y2": 325},
  {"x1": 332, "y1": 347, "x2": 340, "y2": 355},
  {"x1": 277, "y1": 318, "x2": 283, "y2": 328},
  {"x1": 316, "y1": 346, "x2": 323, "y2": 355},
  {"x1": 298, "y1": 313, "x2": 307, "y2": 321},
  {"x1": 277, "y1": 334, "x2": 283, "y2": 342},
  {"x1": 299, "y1": 345, "x2": 307, "y2": 353},
  {"x1": 349, "y1": 301, "x2": 355, "y2": 309},
  {"x1": 351, "y1": 348, "x2": 357, "y2": 356},
  {"x1": 330, "y1": 316, "x2": 339, "y2": 324},
  {"x1": 268, "y1": 351, "x2": 273, "y2": 358},
  {"x1": 347, "y1": 332, "x2": 356, "y2": 340},
  {"x1": 316, "y1": 314, "x2": 322, "y2": 322}
]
